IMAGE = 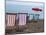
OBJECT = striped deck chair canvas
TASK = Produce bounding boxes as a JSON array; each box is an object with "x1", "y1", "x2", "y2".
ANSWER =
[
  {"x1": 6, "y1": 14, "x2": 16, "y2": 27},
  {"x1": 18, "y1": 14, "x2": 27, "y2": 25}
]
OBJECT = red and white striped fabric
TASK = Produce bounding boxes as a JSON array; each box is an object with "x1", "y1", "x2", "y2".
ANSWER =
[{"x1": 6, "y1": 15, "x2": 16, "y2": 27}]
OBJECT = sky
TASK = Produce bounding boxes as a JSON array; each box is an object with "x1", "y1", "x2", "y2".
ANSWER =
[{"x1": 6, "y1": 0, "x2": 44, "y2": 19}]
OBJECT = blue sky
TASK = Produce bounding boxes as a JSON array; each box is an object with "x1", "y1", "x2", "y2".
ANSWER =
[{"x1": 6, "y1": 1, "x2": 44, "y2": 19}]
